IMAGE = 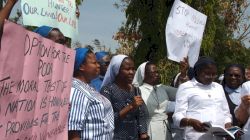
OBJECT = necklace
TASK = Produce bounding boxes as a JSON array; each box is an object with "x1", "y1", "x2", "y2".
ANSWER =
[{"x1": 153, "y1": 86, "x2": 160, "y2": 109}]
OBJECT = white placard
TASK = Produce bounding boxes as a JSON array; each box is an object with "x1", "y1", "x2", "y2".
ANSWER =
[
  {"x1": 165, "y1": 0, "x2": 207, "y2": 66},
  {"x1": 21, "y1": 0, "x2": 78, "y2": 39}
]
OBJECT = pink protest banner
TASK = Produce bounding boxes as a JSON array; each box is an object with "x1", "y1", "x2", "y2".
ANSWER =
[{"x1": 0, "y1": 21, "x2": 75, "y2": 140}]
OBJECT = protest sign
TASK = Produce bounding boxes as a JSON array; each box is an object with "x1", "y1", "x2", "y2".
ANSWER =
[
  {"x1": 0, "y1": 21, "x2": 75, "y2": 140},
  {"x1": 165, "y1": 0, "x2": 207, "y2": 67},
  {"x1": 21, "y1": 0, "x2": 78, "y2": 39}
]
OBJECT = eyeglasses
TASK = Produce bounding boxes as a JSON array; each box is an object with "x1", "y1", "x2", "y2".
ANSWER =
[{"x1": 225, "y1": 74, "x2": 242, "y2": 78}]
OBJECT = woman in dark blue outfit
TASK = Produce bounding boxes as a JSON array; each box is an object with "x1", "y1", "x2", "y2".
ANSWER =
[{"x1": 100, "y1": 54, "x2": 149, "y2": 140}]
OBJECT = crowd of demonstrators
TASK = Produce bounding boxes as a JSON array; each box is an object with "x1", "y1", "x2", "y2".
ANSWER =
[
  {"x1": 100, "y1": 55, "x2": 149, "y2": 140},
  {"x1": 68, "y1": 48, "x2": 114, "y2": 140},
  {"x1": 173, "y1": 57, "x2": 232, "y2": 140},
  {"x1": 3, "y1": 1, "x2": 250, "y2": 140},
  {"x1": 222, "y1": 64, "x2": 246, "y2": 126},
  {"x1": 91, "y1": 51, "x2": 111, "y2": 91},
  {"x1": 133, "y1": 61, "x2": 177, "y2": 140}
]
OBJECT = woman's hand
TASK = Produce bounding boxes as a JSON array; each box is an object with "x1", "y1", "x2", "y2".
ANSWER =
[
  {"x1": 241, "y1": 95, "x2": 250, "y2": 109},
  {"x1": 180, "y1": 57, "x2": 189, "y2": 75},
  {"x1": 225, "y1": 122, "x2": 232, "y2": 129},
  {"x1": 131, "y1": 96, "x2": 144, "y2": 109},
  {"x1": 139, "y1": 133, "x2": 149, "y2": 140},
  {"x1": 189, "y1": 119, "x2": 207, "y2": 132}
]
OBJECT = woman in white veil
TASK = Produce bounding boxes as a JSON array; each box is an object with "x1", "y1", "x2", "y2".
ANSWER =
[{"x1": 100, "y1": 55, "x2": 149, "y2": 140}]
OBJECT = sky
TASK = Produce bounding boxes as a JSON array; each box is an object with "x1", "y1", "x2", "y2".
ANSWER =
[
  {"x1": 76, "y1": 0, "x2": 125, "y2": 52},
  {"x1": 10, "y1": 0, "x2": 125, "y2": 52}
]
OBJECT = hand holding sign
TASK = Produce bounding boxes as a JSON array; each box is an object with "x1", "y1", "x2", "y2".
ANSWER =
[{"x1": 165, "y1": 0, "x2": 207, "y2": 67}]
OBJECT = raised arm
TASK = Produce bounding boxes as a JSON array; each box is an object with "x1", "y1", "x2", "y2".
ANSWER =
[
  {"x1": 235, "y1": 95, "x2": 250, "y2": 125},
  {"x1": 174, "y1": 57, "x2": 190, "y2": 87},
  {"x1": 0, "y1": 0, "x2": 18, "y2": 45}
]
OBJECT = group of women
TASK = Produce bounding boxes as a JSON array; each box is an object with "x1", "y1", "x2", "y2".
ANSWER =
[
  {"x1": 1, "y1": 1, "x2": 250, "y2": 139},
  {"x1": 70, "y1": 47, "x2": 250, "y2": 140}
]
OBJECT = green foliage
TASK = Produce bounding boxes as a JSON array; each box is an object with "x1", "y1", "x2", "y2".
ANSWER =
[
  {"x1": 120, "y1": 0, "x2": 250, "y2": 84},
  {"x1": 125, "y1": 0, "x2": 173, "y2": 65},
  {"x1": 76, "y1": 0, "x2": 84, "y2": 5}
]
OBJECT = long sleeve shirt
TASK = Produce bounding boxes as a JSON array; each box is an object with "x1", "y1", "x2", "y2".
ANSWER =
[{"x1": 173, "y1": 79, "x2": 231, "y2": 140}]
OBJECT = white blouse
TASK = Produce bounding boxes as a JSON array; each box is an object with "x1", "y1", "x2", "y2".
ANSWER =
[
  {"x1": 238, "y1": 81, "x2": 250, "y2": 140},
  {"x1": 173, "y1": 79, "x2": 232, "y2": 140}
]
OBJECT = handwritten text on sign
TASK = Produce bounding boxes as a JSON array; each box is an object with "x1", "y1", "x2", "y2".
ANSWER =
[
  {"x1": 0, "y1": 21, "x2": 75, "y2": 140},
  {"x1": 21, "y1": 0, "x2": 78, "y2": 38},
  {"x1": 165, "y1": 0, "x2": 207, "y2": 67}
]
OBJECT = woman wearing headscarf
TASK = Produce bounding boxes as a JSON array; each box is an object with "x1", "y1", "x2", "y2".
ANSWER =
[
  {"x1": 173, "y1": 57, "x2": 232, "y2": 140},
  {"x1": 133, "y1": 61, "x2": 177, "y2": 140},
  {"x1": 90, "y1": 51, "x2": 111, "y2": 91},
  {"x1": 222, "y1": 64, "x2": 245, "y2": 126},
  {"x1": 34, "y1": 25, "x2": 66, "y2": 45},
  {"x1": 68, "y1": 48, "x2": 114, "y2": 140},
  {"x1": 100, "y1": 54, "x2": 149, "y2": 140}
]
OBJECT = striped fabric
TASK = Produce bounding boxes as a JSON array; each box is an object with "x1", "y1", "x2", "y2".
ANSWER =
[{"x1": 68, "y1": 78, "x2": 114, "y2": 140}]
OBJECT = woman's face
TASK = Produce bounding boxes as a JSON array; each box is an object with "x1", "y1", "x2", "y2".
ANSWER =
[
  {"x1": 225, "y1": 67, "x2": 244, "y2": 89},
  {"x1": 117, "y1": 58, "x2": 135, "y2": 84},
  {"x1": 196, "y1": 64, "x2": 217, "y2": 85},
  {"x1": 80, "y1": 53, "x2": 100, "y2": 81},
  {"x1": 48, "y1": 29, "x2": 66, "y2": 45}
]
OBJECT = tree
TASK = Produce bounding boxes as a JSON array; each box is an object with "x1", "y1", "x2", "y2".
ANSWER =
[
  {"x1": 113, "y1": 23, "x2": 141, "y2": 56},
  {"x1": 76, "y1": 0, "x2": 84, "y2": 5},
  {"x1": 116, "y1": 0, "x2": 250, "y2": 84}
]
